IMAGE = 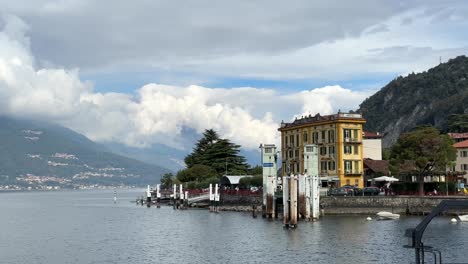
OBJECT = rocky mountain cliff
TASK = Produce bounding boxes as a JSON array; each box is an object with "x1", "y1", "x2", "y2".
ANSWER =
[{"x1": 359, "y1": 55, "x2": 468, "y2": 147}]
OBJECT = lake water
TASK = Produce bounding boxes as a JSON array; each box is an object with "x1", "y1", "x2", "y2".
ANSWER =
[{"x1": 0, "y1": 189, "x2": 467, "y2": 264}]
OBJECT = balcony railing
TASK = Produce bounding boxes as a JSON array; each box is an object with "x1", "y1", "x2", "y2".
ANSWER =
[
  {"x1": 344, "y1": 170, "x2": 362, "y2": 176},
  {"x1": 344, "y1": 137, "x2": 361, "y2": 143}
]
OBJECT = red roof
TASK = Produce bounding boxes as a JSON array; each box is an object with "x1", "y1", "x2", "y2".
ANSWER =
[
  {"x1": 363, "y1": 159, "x2": 389, "y2": 174},
  {"x1": 363, "y1": 131, "x2": 382, "y2": 139},
  {"x1": 448, "y1": 133, "x2": 468, "y2": 139},
  {"x1": 454, "y1": 139, "x2": 468, "y2": 148}
]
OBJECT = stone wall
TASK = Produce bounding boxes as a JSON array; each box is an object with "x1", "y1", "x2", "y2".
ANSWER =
[{"x1": 320, "y1": 196, "x2": 468, "y2": 215}]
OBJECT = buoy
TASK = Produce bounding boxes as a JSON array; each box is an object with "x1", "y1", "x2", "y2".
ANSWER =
[
  {"x1": 366, "y1": 217, "x2": 372, "y2": 221},
  {"x1": 451, "y1": 218, "x2": 457, "y2": 223}
]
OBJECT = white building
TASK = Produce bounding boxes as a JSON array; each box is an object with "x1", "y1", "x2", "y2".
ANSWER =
[{"x1": 363, "y1": 131, "x2": 382, "y2": 160}]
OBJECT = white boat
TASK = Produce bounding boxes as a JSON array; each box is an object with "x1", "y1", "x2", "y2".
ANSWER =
[
  {"x1": 376, "y1": 211, "x2": 400, "y2": 220},
  {"x1": 458, "y1": 214, "x2": 468, "y2": 222}
]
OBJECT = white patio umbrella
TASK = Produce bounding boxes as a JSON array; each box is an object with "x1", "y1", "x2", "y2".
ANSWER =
[{"x1": 368, "y1": 176, "x2": 399, "y2": 182}]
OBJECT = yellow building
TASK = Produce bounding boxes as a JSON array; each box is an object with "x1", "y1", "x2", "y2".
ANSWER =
[{"x1": 278, "y1": 112, "x2": 366, "y2": 188}]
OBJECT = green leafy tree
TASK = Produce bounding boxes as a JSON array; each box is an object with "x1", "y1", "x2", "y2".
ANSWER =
[
  {"x1": 176, "y1": 164, "x2": 218, "y2": 183},
  {"x1": 160, "y1": 173, "x2": 175, "y2": 188},
  {"x1": 390, "y1": 126, "x2": 456, "y2": 195}
]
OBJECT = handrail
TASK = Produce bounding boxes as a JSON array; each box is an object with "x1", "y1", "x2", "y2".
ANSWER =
[{"x1": 405, "y1": 199, "x2": 468, "y2": 263}]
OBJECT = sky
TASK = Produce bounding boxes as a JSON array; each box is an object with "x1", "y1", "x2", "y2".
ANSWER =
[{"x1": 0, "y1": 0, "x2": 468, "y2": 152}]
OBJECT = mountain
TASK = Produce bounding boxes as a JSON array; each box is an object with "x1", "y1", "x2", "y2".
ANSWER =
[
  {"x1": 359, "y1": 55, "x2": 468, "y2": 147},
  {"x1": 103, "y1": 142, "x2": 187, "y2": 172},
  {"x1": 0, "y1": 116, "x2": 171, "y2": 188}
]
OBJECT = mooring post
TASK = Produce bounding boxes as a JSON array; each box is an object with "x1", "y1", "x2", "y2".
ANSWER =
[
  {"x1": 252, "y1": 203, "x2": 257, "y2": 218},
  {"x1": 156, "y1": 184, "x2": 161, "y2": 208},
  {"x1": 179, "y1": 184, "x2": 184, "y2": 209},
  {"x1": 209, "y1": 183, "x2": 214, "y2": 212},
  {"x1": 146, "y1": 185, "x2": 151, "y2": 208},
  {"x1": 185, "y1": 191, "x2": 189, "y2": 207},
  {"x1": 304, "y1": 174, "x2": 311, "y2": 221},
  {"x1": 290, "y1": 175, "x2": 298, "y2": 228},
  {"x1": 283, "y1": 176, "x2": 290, "y2": 227},
  {"x1": 214, "y1": 184, "x2": 220, "y2": 213},
  {"x1": 173, "y1": 184, "x2": 177, "y2": 210},
  {"x1": 298, "y1": 173, "x2": 306, "y2": 219}
]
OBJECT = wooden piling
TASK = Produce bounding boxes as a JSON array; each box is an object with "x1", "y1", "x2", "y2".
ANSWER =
[
  {"x1": 283, "y1": 176, "x2": 290, "y2": 227},
  {"x1": 290, "y1": 175, "x2": 298, "y2": 228}
]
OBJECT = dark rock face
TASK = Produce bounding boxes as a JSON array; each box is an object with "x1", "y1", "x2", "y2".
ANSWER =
[{"x1": 359, "y1": 55, "x2": 468, "y2": 148}]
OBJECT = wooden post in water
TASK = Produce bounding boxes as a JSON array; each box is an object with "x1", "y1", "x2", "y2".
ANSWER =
[
  {"x1": 209, "y1": 183, "x2": 214, "y2": 212},
  {"x1": 146, "y1": 185, "x2": 151, "y2": 208},
  {"x1": 298, "y1": 173, "x2": 306, "y2": 219},
  {"x1": 283, "y1": 176, "x2": 290, "y2": 226},
  {"x1": 289, "y1": 175, "x2": 298, "y2": 228},
  {"x1": 179, "y1": 184, "x2": 184, "y2": 209},
  {"x1": 173, "y1": 184, "x2": 177, "y2": 210},
  {"x1": 304, "y1": 174, "x2": 311, "y2": 221},
  {"x1": 184, "y1": 191, "x2": 189, "y2": 207},
  {"x1": 214, "y1": 184, "x2": 220, "y2": 213},
  {"x1": 156, "y1": 184, "x2": 161, "y2": 208}
]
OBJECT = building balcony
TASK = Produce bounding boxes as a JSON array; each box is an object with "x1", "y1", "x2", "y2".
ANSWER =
[
  {"x1": 344, "y1": 138, "x2": 361, "y2": 144},
  {"x1": 344, "y1": 170, "x2": 362, "y2": 176}
]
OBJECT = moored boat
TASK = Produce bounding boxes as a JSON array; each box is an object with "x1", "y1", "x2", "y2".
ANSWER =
[
  {"x1": 458, "y1": 214, "x2": 468, "y2": 222},
  {"x1": 377, "y1": 211, "x2": 400, "y2": 220}
]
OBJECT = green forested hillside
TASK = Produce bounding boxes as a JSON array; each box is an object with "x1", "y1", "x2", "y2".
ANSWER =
[{"x1": 359, "y1": 55, "x2": 468, "y2": 147}]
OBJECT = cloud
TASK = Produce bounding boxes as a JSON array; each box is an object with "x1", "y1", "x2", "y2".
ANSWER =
[{"x1": 0, "y1": 15, "x2": 373, "y2": 151}]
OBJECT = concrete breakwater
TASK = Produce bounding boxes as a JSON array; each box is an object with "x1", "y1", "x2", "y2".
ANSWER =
[{"x1": 216, "y1": 193, "x2": 468, "y2": 215}]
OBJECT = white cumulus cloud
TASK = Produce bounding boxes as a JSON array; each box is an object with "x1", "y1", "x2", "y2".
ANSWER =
[{"x1": 0, "y1": 15, "x2": 373, "y2": 151}]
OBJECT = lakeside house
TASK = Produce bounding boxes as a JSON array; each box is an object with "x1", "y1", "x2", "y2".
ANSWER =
[{"x1": 278, "y1": 112, "x2": 366, "y2": 188}]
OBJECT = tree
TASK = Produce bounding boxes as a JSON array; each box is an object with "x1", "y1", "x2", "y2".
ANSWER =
[
  {"x1": 447, "y1": 114, "x2": 468, "y2": 133},
  {"x1": 184, "y1": 129, "x2": 249, "y2": 175},
  {"x1": 390, "y1": 126, "x2": 456, "y2": 195},
  {"x1": 176, "y1": 164, "x2": 218, "y2": 183},
  {"x1": 160, "y1": 173, "x2": 176, "y2": 188}
]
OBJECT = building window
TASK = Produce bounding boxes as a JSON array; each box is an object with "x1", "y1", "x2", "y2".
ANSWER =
[
  {"x1": 353, "y1": 145, "x2": 359, "y2": 155},
  {"x1": 303, "y1": 132, "x2": 308, "y2": 143},
  {"x1": 328, "y1": 161, "x2": 335, "y2": 171},
  {"x1": 306, "y1": 146, "x2": 314, "y2": 153},
  {"x1": 321, "y1": 130, "x2": 326, "y2": 143},
  {"x1": 354, "y1": 179, "x2": 359, "y2": 186},
  {"x1": 353, "y1": 129, "x2": 359, "y2": 139},
  {"x1": 289, "y1": 150, "x2": 293, "y2": 158},
  {"x1": 344, "y1": 129, "x2": 351, "y2": 140},
  {"x1": 461, "y1": 151, "x2": 468, "y2": 157},
  {"x1": 312, "y1": 132, "x2": 318, "y2": 144},
  {"x1": 328, "y1": 130, "x2": 335, "y2": 143},
  {"x1": 344, "y1": 160, "x2": 352, "y2": 172},
  {"x1": 354, "y1": 161, "x2": 360, "y2": 172},
  {"x1": 290, "y1": 135, "x2": 294, "y2": 146},
  {"x1": 344, "y1": 145, "x2": 352, "y2": 154},
  {"x1": 285, "y1": 136, "x2": 288, "y2": 146},
  {"x1": 295, "y1": 149, "x2": 299, "y2": 158},
  {"x1": 329, "y1": 146, "x2": 335, "y2": 156},
  {"x1": 320, "y1": 147, "x2": 327, "y2": 155},
  {"x1": 462, "y1": 164, "x2": 468, "y2": 171},
  {"x1": 321, "y1": 161, "x2": 328, "y2": 172}
]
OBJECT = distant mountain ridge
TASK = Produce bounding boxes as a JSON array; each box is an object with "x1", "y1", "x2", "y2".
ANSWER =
[
  {"x1": 359, "y1": 55, "x2": 468, "y2": 147},
  {"x1": 0, "y1": 116, "x2": 170, "y2": 188}
]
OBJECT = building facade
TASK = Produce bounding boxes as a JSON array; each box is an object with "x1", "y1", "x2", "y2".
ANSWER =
[
  {"x1": 454, "y1": 140, "x2": 468, "y2": 183},
  {"x1": 278, "y1": 112, "x2": 366, "y2": 188},
  {"x1": 363, "y1": 131, "x2": 382, "y2": 160}
]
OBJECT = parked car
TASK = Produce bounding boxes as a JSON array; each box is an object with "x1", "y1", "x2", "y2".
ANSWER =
[
  {"x1": 328, "y1": 187, "x2": 351, "y2": 196},
  {"x1": 363, "y1": 187, "x2": 380, "y2": 196}
]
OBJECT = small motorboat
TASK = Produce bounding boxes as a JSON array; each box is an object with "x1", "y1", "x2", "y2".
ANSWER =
[
  {"x1": 458, "y1": 214, "x2": 468, "y2": 222},
  {"x1": 377, "y1": 211, "x2": 400, "y2": 220}
]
